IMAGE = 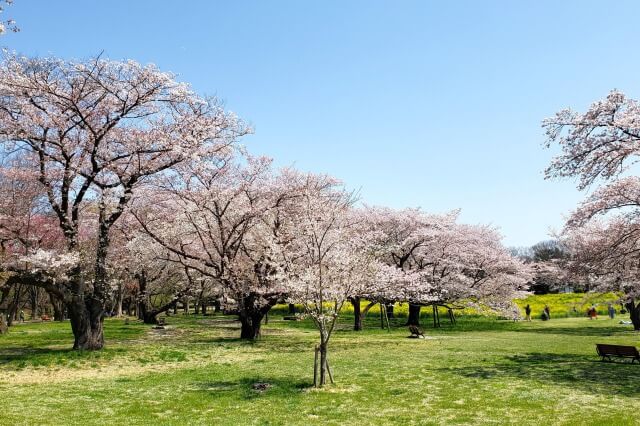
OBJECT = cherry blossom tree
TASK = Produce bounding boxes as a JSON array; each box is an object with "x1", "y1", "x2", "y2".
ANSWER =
[
  {"x1": 561, "y1": 218, "x2": 640, "y2": 327},
  {"x1": 106, "y1": 223, "x2": 195, "y2": 323},
  {"x1": 0, "y1": 0, "x2": 18, "y2": 35},
  {"x1": 545, "y1": 90, "x2": 640, "y2": 329},
  {"x1": 132, "y1": 154, "x2": 293, "y2": 339},
  {"x1": 399, "y1": 222, "x2": 528, "y2": 323},
  {"x1": 543, "y1": 90, "x2": 640, "y2": 190},
  {"x1": 363, "y1": 206, "x2": 459, "y2": 326},
  {"x1": 280, "y1": 175, "x2": 383, "y2": 387},
  {"x1": 364, "y1": 207, "x2": 528, "y2": 326},
  {"x1": 0, "y1": 54, "x2": 247, "y2": 349},
  {"x1": 0, "y1": 152, "x2": 63, "y2": 325}
]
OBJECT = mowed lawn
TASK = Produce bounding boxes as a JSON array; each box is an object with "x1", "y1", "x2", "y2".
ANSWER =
[{"x1": 1, "y1": 312, "x2": 639, "y2": 425}]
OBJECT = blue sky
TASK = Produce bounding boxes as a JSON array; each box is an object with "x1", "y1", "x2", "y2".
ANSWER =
[{"x1": 4, "y1": 1, "x2": 640, "y2": 247}]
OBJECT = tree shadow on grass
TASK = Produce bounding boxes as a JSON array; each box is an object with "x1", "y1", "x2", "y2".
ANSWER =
[
  {"x1": 182, "y1": 319, "x2": 243, "y2": 333},
  {"x1": 512, "y1": 324, "x2": 636, "y2": 337},
  {"x1": 191, "y1": 376, "x2": 310, "y2": 400},
  {"x1": 187, "y1": 335, "x2": 314, "y2": 356},
  {"x1": 446, "y1": 352, "x2": 640, "y2": 396},
  {"x1": 0, "y1": 346, "x2": 125, "y2": 368},
  {"x1": 188, "y1": 336, "x2": 255, "y2": 345}
]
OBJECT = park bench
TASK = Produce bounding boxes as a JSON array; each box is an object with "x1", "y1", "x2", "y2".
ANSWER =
[
  {"x1": 283, "y1": 315, "x2": 301, "y2": 321},
  {"x1": 596, "y1": 343, "x2": 640, "y2": 363},
  {"x1": 408, "y1": 325, "x2": 425, "y2": 339}
]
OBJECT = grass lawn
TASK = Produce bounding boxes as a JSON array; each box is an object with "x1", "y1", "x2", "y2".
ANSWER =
[{"x1": 1, "y1": 311, "x2": 639, "y2": 425}]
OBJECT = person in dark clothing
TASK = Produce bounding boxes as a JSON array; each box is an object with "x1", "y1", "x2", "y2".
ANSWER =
[
  {"x1": 525, "y1": 304, "x2": 532, "y2": 322},
  {"x1": 607, "y1": 304, "x2": 615, "y2": 319}
]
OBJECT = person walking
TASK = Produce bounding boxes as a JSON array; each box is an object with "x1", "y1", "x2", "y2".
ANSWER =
[
  {"x1": 544, "y1": 305, "x2": 550, "y2": 320},
  {"x1": 607, "y1": 304, "x2": 615, "y2": 319},
  {"x1": 19, "y1": 310, "x2": 25, "y2": 323},
  {"x1": 525, "y1": 304, "x2": 532, "y2": 322}
]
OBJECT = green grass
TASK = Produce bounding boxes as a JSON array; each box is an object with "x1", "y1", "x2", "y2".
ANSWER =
[{"x1": 1, "y1": 308, "x2": 639, "y2": 425}]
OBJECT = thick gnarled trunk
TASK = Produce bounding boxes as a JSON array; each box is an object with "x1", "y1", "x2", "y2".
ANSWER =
[
  {"x1": 68, "y1": 296, "x2": 105, "y2": 350},
  {"x1": 141, "y1": 300, "x2": 179, "y2": 325},
  {"x1": 66, "y1": 219, "x2": 112, "y2": 351},
  {"x1": 237, "y1": 293, "x2": 277, "y2": 340},
  {"x1": 626, "y1": 300, "x2": 640, "y2": 331},
  {"x1": 239, "y1": 312, "x2": 265, "y2": 339},
  {"x1": 66, "y1": 258, "x2": 107, "y2": 351}
]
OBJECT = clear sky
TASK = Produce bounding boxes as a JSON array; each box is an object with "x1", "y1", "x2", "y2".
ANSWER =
[{"x1": 3, "y1": 1, "x2": 640, "y2": 247}]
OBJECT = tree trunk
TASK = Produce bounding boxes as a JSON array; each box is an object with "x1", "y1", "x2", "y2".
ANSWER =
[
  {"x1": 213, "y1": 299, "x2": 221, "y2": 313},
  {"x1": 194, "y1": 287, "x2": 205, "y2": 315},
  {"x1": 448, "y1": 308, "x2": 456, "y2": 325},
  {"x1": 141, "y1": 290, "x2": 191, "y2": 325},
  {"x1": 626, "y1": 300, "x2": 640, "y2": 331},
  {"x1": 288, "y1": 303, "x2": 296, "y2": 314},
  {"x1": 0, "y1": 312, "x2": 7, "y2": 334},
  {"x1": 30, "y1": 286, "x2": 39, "y2": 320},
  {"x1": 69, "y1": 311, "x2": 104, "y2": 350},
  {"x1": 142, "y1": 311, "x2": 160, "y2": 325},
  {"x1": 64, "y1": 265, "x2": 105, "y2": 351},
  {"x1": 136, "y1": 271, "x2": 151, "y2": 321},
  {"x1": 68, "y1": 296, "x2": 104, "y2": 350},
  {"x1": 6, "y1": 283, "x2": 23, "y2": 327},
  {"x1": 239, "y1": 311, "x2": 264, "y2": 339},
  {"x1": 201, "y1": 301, "x2": 208, "y2": 316},
  {"x1": 0, "y1": 284, "x2": 10, "y2": 308},
  {"x1": 432, "y1": 304, "x2": 441, "y2": 328},
  {"x1": 52, "y1": 301, "x2": 64, "y2": 321},
  {"x1": 386, "y1": 303, "x2": 395, "y2": 319},
  {"x1": 68, "y1": 218, "x2": 110, "y2": 351},
  {"x1": 406, "y1": 303, "x2": 421, "y2": 326},
  {"x1": 318, "y1": 342, "x2": 328, "y2": 387},
  {"x1": 143, "y1": 301, "x2": 181, "y2": 324},
  {"x1": 237, "y1": 293, "x2": 276, "y2": 340},
  {"x1": 115, "y1": 283, "x2": 123, "y2": 317},
  {"x1": 49, "y1": 291, "x2": 65, "y2": 321},
  {"x1": 352, "y1": 297, "x2": 362, "y2": 331}
]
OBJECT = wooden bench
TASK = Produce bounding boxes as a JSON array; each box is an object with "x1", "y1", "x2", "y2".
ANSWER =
[
  {"x1": 408, "y1": 325, "x2": 425, "y2": 338},
  {"x1": 596, "y1": 343, "x2": 640, "y2": 363}
]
